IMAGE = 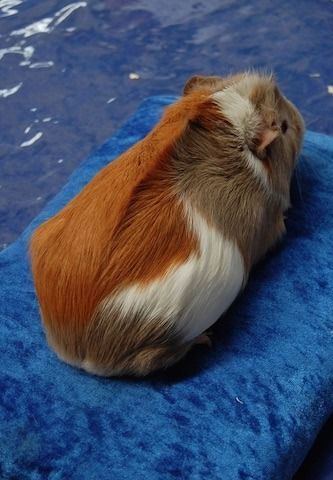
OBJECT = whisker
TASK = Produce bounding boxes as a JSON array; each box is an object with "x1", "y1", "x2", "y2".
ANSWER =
[{"x1": 304, "y1": 117, "x2": 319, "y2": 128}]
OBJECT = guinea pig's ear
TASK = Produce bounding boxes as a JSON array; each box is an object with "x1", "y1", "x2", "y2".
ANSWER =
[
  {"x1": 183, "y1": 75, "x2": 222, "y2": 95},
  {"x1": 255, "y1": 122, "x2": 280, "y2": 154}
]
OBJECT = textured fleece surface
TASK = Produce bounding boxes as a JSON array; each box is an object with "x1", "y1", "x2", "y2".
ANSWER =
[{"x1": 0, "y1": 96, "x2": 332, "y2": 480}]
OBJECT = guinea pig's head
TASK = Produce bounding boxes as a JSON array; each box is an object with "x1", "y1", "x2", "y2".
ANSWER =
[{"x1": 183, "y1": 72, "x2": 305, "y2": 209}]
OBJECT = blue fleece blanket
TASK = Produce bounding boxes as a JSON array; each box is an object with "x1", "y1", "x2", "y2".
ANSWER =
[{"x1": 0, "y1": 96, "x2": 332, "y2": 480}]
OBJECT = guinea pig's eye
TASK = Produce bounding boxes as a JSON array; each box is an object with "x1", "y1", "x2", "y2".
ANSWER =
[{"x1": 281, "y1": 120, "x2": 289, "y2": 134}]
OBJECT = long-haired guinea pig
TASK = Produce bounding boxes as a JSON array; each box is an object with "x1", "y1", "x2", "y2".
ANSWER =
[{"x1": 30, "y1": 72, "x2": 304, "y2": 377}]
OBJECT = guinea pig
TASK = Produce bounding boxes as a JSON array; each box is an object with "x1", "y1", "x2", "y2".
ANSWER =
[{"x1": 30, "y1": 72, "x2": 304, "y2": 377}]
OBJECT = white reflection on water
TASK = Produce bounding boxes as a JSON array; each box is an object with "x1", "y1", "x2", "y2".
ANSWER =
[
  {"x1": 0, "y1": 81, "x2": 22, "y2": 97},
  {"x1": 29, "y1": 61, "x2": 54, "y2": 69},
  {"x1": 20, "y1": 131, "x2": 43, "y2": 147},
  {"x1": 0, "y1": 44, "x2": 34, "y2": 64},
  {"x1": 0, "y1": 0, "x2": 23, "y2": 18},
  {"x1": 11, "y1": 2, "x2": 87, "y2": 38}
]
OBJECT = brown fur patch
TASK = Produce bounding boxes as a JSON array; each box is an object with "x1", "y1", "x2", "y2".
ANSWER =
[
  {"x1": 83, "y1": 308, "x2": 193, "y2": 376},
  {"x1": 172, "y1": 75, "x2": 304, "y2": 271}
]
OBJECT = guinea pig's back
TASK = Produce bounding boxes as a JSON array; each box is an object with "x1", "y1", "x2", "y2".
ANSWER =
[
  {"x1": 30, "y1": 90, "x2": 248, "y2": 376},
  {"x1": 30, "y1": 123, "x2": 199, "y2": 374}
]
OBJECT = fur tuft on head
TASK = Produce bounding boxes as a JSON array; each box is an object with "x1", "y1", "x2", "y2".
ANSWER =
[{"x1": 210, "y1": 73, "x2": 281, "y2": 155}]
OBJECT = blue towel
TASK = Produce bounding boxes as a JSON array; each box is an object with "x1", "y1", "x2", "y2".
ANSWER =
[{"x1": 0, "y1": 96, "x2": 332, "y2": 480}]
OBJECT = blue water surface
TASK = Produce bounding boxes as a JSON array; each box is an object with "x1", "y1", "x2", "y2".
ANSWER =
[{"x1": 0, "y1": 1, "x2": 332, "y2": 478}]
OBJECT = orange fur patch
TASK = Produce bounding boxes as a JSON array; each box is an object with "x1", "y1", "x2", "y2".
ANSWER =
[{"x1": 30, "y1": 92, "x2": 218, "y2": 334}]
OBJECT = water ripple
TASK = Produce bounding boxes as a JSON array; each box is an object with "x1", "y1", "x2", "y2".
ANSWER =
[
  {"x1": 0, "y1": 44, "x2": 34, "y2": 64},
  {"x1": 29, "y1": 61, "x2": 54, "y2": 69},
  {"x1": 10, "y1": 2, "x2": 87, "y2": 38},
  {"x1": 20, "y1": 131, "x2": 43, "y2": 147},
  {"x1": 0, "y1": 0, "x2": 23, "y2": 18},
  {"x1": 0, "y1": 81, "x2": 22, "y2": 97}
]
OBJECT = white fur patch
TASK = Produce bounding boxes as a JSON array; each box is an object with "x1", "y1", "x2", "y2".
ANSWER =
[
  {"x1": 213, "y1": 88, "x2": 258, "y2": 135},
  {"x1": 212, "y1": 82, "x2": 269, "y2": 189},
  {"x1": 105, "y1": 200, "x2": 245, "y2": 342},
  {"x1": 244, "y1": 150, "x2": 269, "y2": 189}
]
